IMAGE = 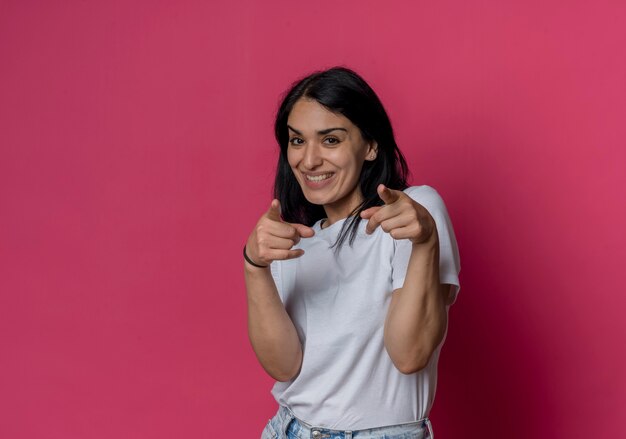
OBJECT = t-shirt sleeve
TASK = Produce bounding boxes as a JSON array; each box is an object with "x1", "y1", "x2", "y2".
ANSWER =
[
  {"x1": 270, "y1": 260, "x2": 284, "y2": 301},
  {"x1": 391, "y1": 186, "x2": 462, "y2": 305}
]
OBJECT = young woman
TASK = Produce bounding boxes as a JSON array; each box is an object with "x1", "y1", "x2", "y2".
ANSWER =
[{"x1": 244, "y1": 67, "x2": 461, "y2": 439}]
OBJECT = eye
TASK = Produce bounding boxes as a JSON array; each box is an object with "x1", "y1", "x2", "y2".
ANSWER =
[
  {"x1": 289, "y1": 137, "x2": 304, "y2": 146},
  {"x1": 323, "y1": 137, "x2": 340, "y2": 145}
]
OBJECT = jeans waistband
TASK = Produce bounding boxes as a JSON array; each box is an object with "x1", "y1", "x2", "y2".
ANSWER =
[{"x1": 275, "y1": 405, "x2": 433, "y2": 439}]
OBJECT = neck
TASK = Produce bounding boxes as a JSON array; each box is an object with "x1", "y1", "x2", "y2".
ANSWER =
[{"x1": 322, "y1": 189, "x2": 363, "y2": 227}]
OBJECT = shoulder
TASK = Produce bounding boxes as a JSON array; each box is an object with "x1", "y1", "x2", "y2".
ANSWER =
[
  {"x1": 402, "y1": 185, "x2": 446, "y2": 207},
  {"x1": 401, "y1": 185, "x2": 454, "y2": 226},
  {"x1": 402, "y1": 184, "x2": 439, "y2": 197}
]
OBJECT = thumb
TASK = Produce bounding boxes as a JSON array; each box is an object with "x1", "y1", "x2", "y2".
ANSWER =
[
  {"x1": 266, "y1": 199, "x2": 282, "y2": 221},
  {"x1": 378, "y1": 184, "x2": 401, "y2": 205},
  {"x1": 290, "y1": 223, "x2": 315, "y2": 238}
]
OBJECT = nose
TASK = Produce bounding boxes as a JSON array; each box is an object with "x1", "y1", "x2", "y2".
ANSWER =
[{"x1": 302, "y1": 143, "x2": 323, "y2": 169}]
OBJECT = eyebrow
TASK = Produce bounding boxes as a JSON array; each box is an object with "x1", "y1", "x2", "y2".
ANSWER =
[{"x1": 287, "y1": 125, "x2": 348, "y2": 135}]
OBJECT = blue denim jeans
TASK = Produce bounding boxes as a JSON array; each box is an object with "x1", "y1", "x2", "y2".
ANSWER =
[{"x1": 261, "y1": 405, "x2": 434, "y2": 439}]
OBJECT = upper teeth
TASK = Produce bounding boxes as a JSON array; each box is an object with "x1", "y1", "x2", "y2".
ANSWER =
[{"x1": 306, "y1": 173, "x2": 333, "y2": 182}]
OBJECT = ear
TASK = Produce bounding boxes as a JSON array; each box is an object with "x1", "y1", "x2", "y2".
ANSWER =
[{"x1": 365, "y1": 140, "x2": 378, "y2": 161}]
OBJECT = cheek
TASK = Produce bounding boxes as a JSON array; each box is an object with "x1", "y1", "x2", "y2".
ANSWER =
[
  {"x1": 327, "y1": 150, "x2": 352, "y2": 167},
  {"x1": 286, "y1": 149, "x2": 298, "y2": 168},
  {"x1": 332, "y1": 151, "x2": 363, "y2": 175}
]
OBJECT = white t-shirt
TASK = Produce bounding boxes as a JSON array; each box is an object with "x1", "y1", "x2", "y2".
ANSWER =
[{"x1": 269, "y1": 185, "x2": 461, "y2": 430}]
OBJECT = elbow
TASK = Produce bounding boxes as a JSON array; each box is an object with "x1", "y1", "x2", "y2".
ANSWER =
[
  {"x1": 385, "y1": 343, "x2": 430, "y2": 375},
  {"x1": 269, "y1": 350, "x2": 303, "y2": 382},
  {"x1": 394, "y1": 354, "x2": 431, "y2": 375},
  {"x1": 272, "y1": 372, "x2": 296, "y2": 382},
  {"x1": 389, "y1": 342, "x2": 436, "y2": 375},
  {"x1": 272, "y1": 366, "x2": 300, "y2": 382},
  {"x1": 394, "y1": 325, "x2": 448, "y2": 375}
]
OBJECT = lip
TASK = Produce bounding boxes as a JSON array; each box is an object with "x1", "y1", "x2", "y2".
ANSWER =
[{"x1": 301, "y1": 171, "x2": 336, "y2": 189}]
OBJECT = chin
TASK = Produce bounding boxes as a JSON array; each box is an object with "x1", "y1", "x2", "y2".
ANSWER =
[
  {"x1": 301, "y1": 193, "x2": 328, "y2": 206},
  {"x1": 298, "y1": 187, "x2": 334, "y2": 205}
]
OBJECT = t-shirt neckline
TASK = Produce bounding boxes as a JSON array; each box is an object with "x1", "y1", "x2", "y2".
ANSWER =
[{"x1": 316, "y1": 215, "x2": 364, "y2": 234}]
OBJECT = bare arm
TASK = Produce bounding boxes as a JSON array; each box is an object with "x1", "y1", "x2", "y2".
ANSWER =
[
  {"x1": 244, "y1": 261, "x2": 303, "y2": 382},
  {"x1": 383, "y1": 233, "x2": 451, "y2": 374},
  {"x1": 361, "y1": 184, "x2": 455, "y2": 374},
  {"x1": 244, "y1": 199, "x2": 313, "y2": 382}
]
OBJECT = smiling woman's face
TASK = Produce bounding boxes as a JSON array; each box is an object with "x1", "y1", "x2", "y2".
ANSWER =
[{"x1": 286, "y1": 98, "x2": 377, "y2": 223}]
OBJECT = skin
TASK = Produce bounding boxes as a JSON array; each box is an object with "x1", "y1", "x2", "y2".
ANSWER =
[
  {"x1": 362, "y1": 185, "x2": 454, "y2": 373},
  {"x1": 244, "y1": 98, "x2": 453, "y2": 381},
  {"x1": 285, "y1": 98, "x2": 378, "y2": 225}
]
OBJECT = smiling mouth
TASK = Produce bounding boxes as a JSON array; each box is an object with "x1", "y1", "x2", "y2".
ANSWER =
[{"x1": 304, "y1": 173, "x2": 334, "y2": 182}]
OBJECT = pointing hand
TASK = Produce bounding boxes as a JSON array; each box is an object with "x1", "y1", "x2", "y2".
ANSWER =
[
  {"x1": 360, "y1": 184, "x2": 437, "y2": 245},
  {"x1": 245, "y1": 199, "x2": 315, "y2": 268}
]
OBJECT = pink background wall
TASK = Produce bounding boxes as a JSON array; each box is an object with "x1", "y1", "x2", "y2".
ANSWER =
[{"x1": 1, "y1": 1, "x2": 624, "y2": 438}]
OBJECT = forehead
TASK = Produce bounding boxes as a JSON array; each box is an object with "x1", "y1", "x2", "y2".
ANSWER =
[{"x1": 287, "y1": 99, "x2": 354, "y2": 131}]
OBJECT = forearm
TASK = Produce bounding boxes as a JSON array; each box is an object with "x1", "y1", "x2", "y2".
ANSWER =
[
  {"x1": 384, "y1": 234, "x2": 448, "y2": 374},
  {"x1": 244, "y1": 262, "x2": 303, "y2": 382}
]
